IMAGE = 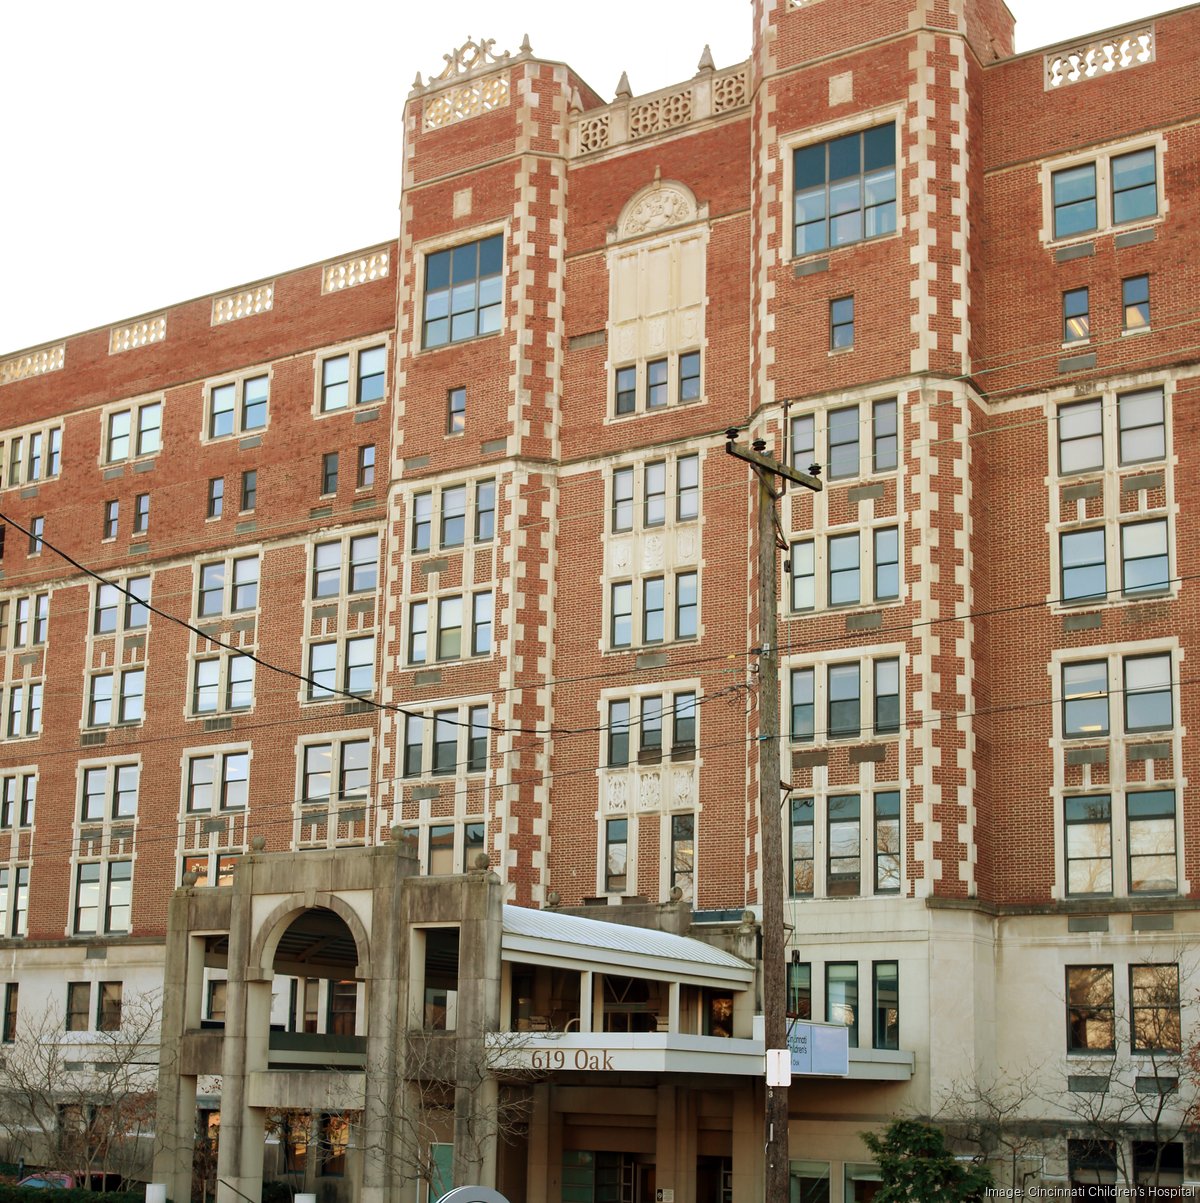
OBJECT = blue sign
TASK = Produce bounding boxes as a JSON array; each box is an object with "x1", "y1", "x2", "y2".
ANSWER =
[{"x1": 787, "y1": 1019, "x2": 849, "y2": 1076}]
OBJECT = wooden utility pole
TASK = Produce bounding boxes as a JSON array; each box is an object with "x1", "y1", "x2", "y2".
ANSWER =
[{"x1": 724, "y1": 429, "x2": 822, "y2": 1203}]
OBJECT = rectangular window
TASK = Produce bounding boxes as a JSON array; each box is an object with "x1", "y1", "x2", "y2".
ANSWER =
[
  {"x1": 790, "y1": 797, "x2": 814, "y2": 897},
  {"x1": 207, "y1": 478, "x2": 224, "y2": 519},
  {"x1": 639, "y1": 695, "x2": 663, "y2": 762},
  {"x1": 441, "y1": 485, "x2": 466, "y2": 548},
  {"x1": 403, "y1": 715, "x2": 424, "y2": 777},
  {"x1": 467, "y1": 706, "x2": 488, "y2": 773},
  {"x1": 1111, "y1": 147, "x2": 1157, "y2": 225},
  {"x1": 1065, "y1": 794, "x2": 1112, "y2": 896},
  {"x1": 2, "y1": 983, "x2": 16, "y2": 1044},
  {"x1": 790, "y1": 668, "x2": 814, "y2": 742},
  {"x1": 611, "y1": 583, "x2": 633, "y2": 648},
  {"x1": 673, "y1": 692, "x2": 696, "y2": 753},
  {"x1": 605, "y1": 818, "x2": 628, "y2": 892},
  {"x1": 826, "y1": 962, "x2": 859, "y2": 1047},
  {"x1": 1121, "y1": 519, "x2": 1168, "y2": 595},
  {"x1": 677, "y1": 454, "x2": 699, "y2": 520},
  {"x1": 1052, "y1": 163, "x2": 1097, "y2": 238},
  {"x1": 787, "y1": 961, "x2": 811, "y2": 1019},
  {"x1": 1062, "y1": 661, "x2": 1108, "y2": 737},
  {"x1": 644, "y1": 462, "x2": 666, "y2": 527},
  {"x1": 794, "y1": 123, "x2": 896, "y2": 255},
  {"x1": 679, "y1": 351, "x2": 701, "y2": 402},
  {"x1": 791, "y1": 541, "x2": 815, "y2": 611},
  {"x1": 1117, "y1": 387, "x2": 1165, "y2": 465},
  {"x1": 830, "y1": 296, "x2": 854, "y2": 350},
  {"x1": 66, "y1": 982, "x2": 90, "y2": 1032},
  {"x1": 307, "y1": 642, "x2": 337, "y2": 700},
  {"x1": 1122, "y1": 275, "x2": 1150, "y2": 331},
  {"x1": 874, "y1": 528, "x2": 899, "y2": 601},
  {"x1": 132, "y1": 493, "x2": 150, "y2": 534},
  {"x1": 240, "y1": 469, "x2": 257, "y2": 512},
  {"x1": 874, "y1": 791, "x2": 901, "y2": 893},
  {"x1": 321, "y1": 354, "x2": 350, "y2": 411},
  {"x1": 436, "y1": 597, "x2": 463, "y2": 660},
  {"x1": 1130, "y1": 964, "x2": 1180, "y2": 1053},
  {"x1": 97, "y1": 981, "x2": 123, "y2": 1032},
  {"x1": 475, "y1": 480, "x2": 495, "y2": 541},
  {"x1": 828, "y1": 663, "x2": 861, "y2": 739},
  {"x1": 874, "y1": 659, "x2": 899, "y2": 735},
  {"x1": 105, "y1": 401, "x2": 161, "y2": 464},
  {"x1": 615, "y1": 366, "x2": 637, "y2": 415},
  {"x1": 1061, "y1": 528, "x2": 1106, "y2": 602},
  {"x1": 1124, "y1": 653, "x2": 1172, "y2": 732},
  {"x1": 827, "y1": 795, "x2": 861, "y2": 896},
  {"x1": 612, "y1": 467, "x2": 634, "y2": 532},
  {"x1": 676, "y1": 572, "x2": 698, "y2": 639},
  {"x1": 671, "y1": 814, "x2": 694, "y2": 895},
  {"x1": 357, "y1": 445, "x2": 375, "y2": 488},
  {"x1": 423, "y1": 234, "x2": 503, "y2": 348},
  {"x1": 471, "y1": 591, "x2": 493, "y2": 656},
  {"x1": 28, "y1": 516, "x2": 43, "y2": 555},
  {"x1": 1063, "y1": 287, "x2": 1090, "y2": 342},
  {"x1": 447, "y1": 387, "x2": 466, "y2": 434},
  {"x1": 1127, "y1": 790, "x2": 1176, "y2": 894},
  {"x1": 195, "y1": 561, "x2": 224, "y2": 616},
  {"x1": 791, "y1": 414, "x2": 815, "y2": 474},
  {"x1": 357, "y1": 346, "x2": 386, "y2": 404},
  {"x1": 321, "y1": 453, "x2": 339, "y2": 495},
  {"x1": 828, "y1": 533, "x2": 860, "y2": 606},
  {"x1": 872, "y1": 962, "x2": 899, "y2": 1050},
  {"x1": 1066, "y1": 965, "x2": 1114, "y2": 1052},
  {"x1": 412, "y1": 492, "x2": 432, "y2": 552},
  {"x1": 209, "y1": 375, "x2": 267, "y2": 438},
  {"x1": 408, "y1": 601, "x2": 428, "y2": 665},
  {"x1": 608, "y1": 700, "x2": 630, "y2": 767},
  {"x1": 433, "y1": 712, "x2": 457, "y2": 775},
  {"x1": 232, "y1": 556, "x2": 259, "y2": 611},
  {"x1": 647, "y1": 359, "x2": 668, "y2": 409},
  {"x1": 103, "y1": 500, "x2": 119, "y2": 540},
  {"x1": 118, "y1": 668, "x2": 145, "y2": 723},
  {"x1": 1058, "y1": 399, "x2": 1102, "y2": 474},
  {"x1": 828, "y1": 406, "x2": 859, "y2": 479},
  {"x1": 88, "y1": 674, "x2": 114, "y2": 727},
  {"x1": 872, "y1": 399, "x2": 897, "y2": 472}
]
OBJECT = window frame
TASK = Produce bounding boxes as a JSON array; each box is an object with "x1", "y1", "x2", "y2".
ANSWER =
[
  {"x1": 317, "y1": 340, "x2": 388, "y2": 414},
  {"x1": 1044, "y1": 139, "x2": 1163, "y2": 244},
  {"x1": 102, "y1": 398, "x2": 162, "y2": 466},
  {"x1": 205, "y1": 369, "x2": 270, "y2": 442},
  {"x1": 420, "y1": 232, "x2": 505, "y2": 350}
]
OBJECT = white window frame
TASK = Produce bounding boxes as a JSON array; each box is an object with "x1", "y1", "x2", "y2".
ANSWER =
[
  {"x1": 0, "y1": 421, "x2": 63, "y2": 490},
  {"x1": 202, "y1": 365, "x2": 272, "y2": 442},
  {"x1": 195, "y1": 553, "x2": 262, "y2": 618},
  {"x1": 101, "y1": 395, "x2": 163, "y2": 466},
  {"x1": 189, "y1": 651, "x2": 255, "y2": 717},
  {"x1": 314, "y1": 336, "x2": 390, "y2": 415}
]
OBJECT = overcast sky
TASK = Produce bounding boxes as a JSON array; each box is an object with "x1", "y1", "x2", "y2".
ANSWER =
[{"x1": 0, "y1": 1, "x2": 1174, "y2": 356}]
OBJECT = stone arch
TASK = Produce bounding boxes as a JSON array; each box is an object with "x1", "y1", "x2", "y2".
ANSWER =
[
  {"x1": 616, "y1": 179, "x2": 701, "y2": 240},
  {"x1": 248, "y1": 890, "x2": 372, "y2": 980}
]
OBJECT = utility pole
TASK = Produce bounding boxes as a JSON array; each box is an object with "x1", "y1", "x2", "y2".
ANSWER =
[{"x1": 725, "y1": 428, "x2": 822, "y2": 1203}]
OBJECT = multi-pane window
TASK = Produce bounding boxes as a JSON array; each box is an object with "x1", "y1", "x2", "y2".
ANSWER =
[
  {"x1": 402, "y1": 705, "x2": 489, "y2": 779},
  {"x1": 803, "y1": 401, "x2": 898, "y2": 481},
  {"x1": 1057, "y1": 399, "x2": 1103, "y2": 474},
  {"x1": 97, "y1": 982, "x2": 123, "y2": 1032},
  {"x1": 307, "y1": 636, "x2": 375, "y2": 701},
  {"x1": 605, "y1": 690, "x2": 697, "y2": 766},
  {"x1": 1112, "y1": 148, "x2": 1158, "y2": 225},
  {"x1": 790, "y1": 525, "x2": 906, "y2": 611},
  {"x1": 132, "y1": 493, "x2": 150, "y2": 535},
  {"x1": 609, "y1": 576, "x2": 697, "y2": 650},
  {"x1": 80, "y1": 763, "x2": 139, "y2": 822},
  {"x1": 311, "y1": 533, "x2": 379, "y2": 598},
  {"x1": 826, "y1": 962, "x2": 859, "y2": 1047},
  {"x1": 1, "y1": 593, "x2": 49, "y2": 649},
  {"x1": 605, "y1": 818, "x2": 628, "y2": 893},
  {"x1": 612, "y1": 352, "x2": 703, "y2": 416},
  {"x1": 790, "y1": 659, "x2": 900, "y2": 743},
  {"x1": 828, "y1": 664, "x2": 861, "y2": 740},
  {"x1": 422, "y1": 234, "x2": 503, "y2": 348},
  {"x1": 794, "y1": 123, "x2": 896, "y2": 255},
  {"x1": 241, "y1": 470, "x2": 257, "y2": 512},
  {"x1": 321, "y1": 453, "x2": 339, "y2": 496},
  {"x1": 197, "y1": 556, "x2": 260, "y2": 616},
  {"x1": 1118, "y1": 388, "x2": 1165, "y2": 464},
  {"x1": 191, "y1": 653, "x2": 255, "y2": 715},
  {"x1": 357, "y1": 445, "x2": 375, "y2": 488},
  {"x1": 1124, "y1": 653, "x2": 1172, "y2": 732},
  {"x1": 1121, "y1": 520, "x2": 1168, "y2": 595},
  {"x1": 828, "y1": 407, "x2": 859, "y2": 479},
  {"x1": 1, "y1": 983, "x2": 17, "y2": 1043},
  {"x1": 0, "y1": 774, "x2": 36, "y2": 830},
  {"x1": 1122, "y1": 275, "x2": 1150, "y2": 331},
  {"x1": 86, "y1": 668, "x2": 145, "y2": 727},
  {"x1": 874, "y1": 792, "x2": 901, "y2": 892},
  {"x1": 1063, "y1": 789, "x2": 1178, "y2": 899},
  {"x1": 610, "y1": 456, "x2": 699, "y2": 533},
  {"x1": 207, "y1": 478, "x2": 224, "y2": 519},
  {"x1": 1066, "y1": 966, "x2": 1114, "y2": 1052},
  {"x1": 0, "y1": 866, "x2": 29, "y2": 938},
  {"x1": 74, "y1": 861, "x2": 133, "y2": 935},
  {"x1": 412, "y1": 492, "x2": 432, "y2": 552},
  {"x1": 411, "y1": 484, "x2": 494, "y2": 552},
  {"x1": 830, "y1": 296, "x2": 854, "y2": 350},
  {"x1": 0, "y1": 423, "x2": 63, "y2": 489},
  {"x1": 208, "y1": 373, "x2": 268, "y2": 439},
  {"x1": 105, "y1": 400, "x2": 161, "y2": 463},
  {"x1": 1062, "y1": 660, "x2": 1109, "y2": 738},
  {"x1": 186, "y1": 752, "x2": 249, "y2": 812},
  {"x1": 103, "y1": 500, "x2": 119, "y2": 540},
  {"x1": 319, "y1": 344, "x2": 387, "y2": 411},
  {"x1": 790, "y1": 797, "x2": 814, "y2": 896},
  {"x1": 827, "y1": 795, "x2": 861, "y2": 895},
  {"x1": 4, "y1": 682, "x2": 43, "y2": 739},
  {"x1": 872, "y1": 962, "x2": 899, "y2": 1050},
  {"x1": 475, "y1": 480, "x2": 496, "y2": 541},
  {"x1": 447, "y1": 387, "x2": 466, "y2": 434},
  {"x1": 301, "y1": 739, "x2": 371, "y2": 807},
  {"x1": 671, "y1": 814, "x2": 695, "y2": 897},
  {"x1": 437, "y1": 597, "x2": 463, "y2": 659},
  {"x1": 1130, "y1": 964, "x2": 1180, "y2": 1053},
  {"x1": 1060, "y1": 528, "x2": 1106, "y2": 602},
  {"x1": 1050, "y1": 145, "x2": 1158, "y2": 240},
  {"x1": 66, "y1": 982, "x2": 91, "y2": 1032},
  {"x1": 872, "y1": 399, "x2": 898, "y2": 472},
  {"x1": 1128, "y1": 790, "x2": 1176, "y2": 894},
  {"x1": 1063, "y1": 287, "x2": 1089, "y2": 342},
  {"x1": 406, "y1": 590, "x2": 491, "y2": 665},
  {"x1": 441, "y1": 486, "x2": 466, "y2": 547},
  {"x1": 1065, "y1": 794, "x2": 1113, "y2": 896}
]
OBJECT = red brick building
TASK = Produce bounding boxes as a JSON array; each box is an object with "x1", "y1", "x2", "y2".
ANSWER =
[{"x1": 1, "y1": 0, "x2": 1197, "y2": 1196}]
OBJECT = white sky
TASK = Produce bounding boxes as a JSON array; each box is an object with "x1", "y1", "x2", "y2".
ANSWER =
[{"x1": 0, "y1": 0, "x2": 1176, "y2": 356}]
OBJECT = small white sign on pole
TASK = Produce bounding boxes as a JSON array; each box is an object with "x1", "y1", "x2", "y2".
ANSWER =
[{"x1": 765, "y1": 1047, "x2": 793, "y2": 1087}]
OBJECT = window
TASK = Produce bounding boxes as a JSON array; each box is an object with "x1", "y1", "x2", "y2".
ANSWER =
[
  {"x1": 607, "y1": 700, "x2": 630, "y2": 767},
  {"x1": 401, "y1": 704, "x2": 489, "y2": 779},
  {"x1": 677, "y1": 454, "x2": 699, "y2": 520},
  {"x1": 609, "y1": 575, "x2": 698, "y2": 649},
  {"x1": 1065, "y1": 794, "x2": 1112, "y2": 895},
  {"x1": 790, "y1": 1163, "x2": 829, "y2": 1202},
  {"x1": 0, "y1": 867, "x2": 28, "y2": 938},
  {"x1": 97, "y1": 982, "x2": 123, "y2": 1032},
  {"x1": 433, "y1": 712, "x2": 457, "y2": 775},
  {"x1": 790, "y1": 797, "x2": 815, "y2": 897},
  {"x1": 673, "y1": 692, "x2": 696, "y2": 753},
  {"x1": 615, "y1": 366, "x2": 636, "y2": 415},
  {"x1": 447, "y1": 387, "x2": 466, "y2": 434},
  {"x1": 790, "y1": 668, "x2": 814, "y2": 742},
  {"x1": 475, "y1": 480, "x2": 495, "y2": 541},
  {"x1": 872, "y1": 399, "x2": 897, "y2": 472},
  {"x1": 643, "y1": 577, "x2": 665, "y2": 643},
  {"x1": 1063, "y1": 287, "x2": 1089, "y2": 342},
  {"x1": 241, "y1": 470, "x2": 257, "y2": 512},
  {"x1": 1123, "y1": 274, "x2": 1150, "y2": 331},
  {"x1": 826, "y1": 963, "x2": 859, "y2": 1047},
  {"x1": 1057, "y1": 399, "x2": 1102, "y2": 474},
  {"x1": 787, "y1": 961, "x2": 811, "y2": 1019},
  {"x1": 102, "y1": 500, "x2": 119, "y2": 540},
  {"x1": 4, "y1": 683, "x2": 43, "y2": 739},
  {"x1": 437, "y1": 597, "x2": 462, "y2": 659},
  {"x1": 1128, "y1": 790, "x2": 1176, "y2": 894},
  {"x1": 792, "y1": 659, "x2": 900, "y2": 746},
  {"x1": 1062, "y1": 661, "x2": 1108, "y2": 738},
  {"x1": 828, "y1": 534, "x2": 859, "y2": 605},
  {"x1": 357, "y1": 445, "x2": 375, "y2": 488},
  {"x1": 0, "y1": 423, "x2": 63, "y2": 489},
  {"x1": 671, "y1": 814, "x2": 694, "y2": 896},
  {"x1": 91, "y1": 575, "x2": 148, "y2": 634},
  {"x1": 66, "y1": 983, "x2": 90, "y2": 1032},
  {"x1": 828, "y1": 407, "x2": 859, "y2": 479},
  {"x1": 679, "y1": 352, "x2": 700, "y2": 402},
  {"x1": 605, "y1": 818, "x2": 628, "y2": 892},
  {"x1": 186, "y1": 752, "x2": 249, "y2": 812},
  {"x1": 422, "y1": 233, "x2": 503, "y2": 348},
  {"x1": 321, "y1": 453, "x2": 338, "y2": 495},
  {"x1": 828, "y1": 664, "x2": 860, "y2": 739},
  {"x1": 1066, "y1": 965, "x2": 1114, "y2": 1052},
  {"x1": 1117, "y1": 387, "x2": 1165, "y2": 464},
  {"x1": 606, "y1": 689, "x2": 696, "y2": 768},
  {"x1": 197, "y1": 555, "x2": 260, "y2": 616},
  {"x1": 612, "y1": 352, "x2": 703, "y2": 416},
  {"x1": 407, "y1": 602, "x2": 428, "y2": 665},
  {"x1": 872, "y1": 962, "x2": 899, "y2": 1050},
  {"x1": 441, "y1": 485, "x2": 466, "y2": 548},
  {"x1": 676, "y1": 572, "x2": 698, "y2": 639},
  {"x1": 1130, "y1": 964, "x2": 1180, "y2": 1053},
  {"x1": 644, "y1": 462, "x2": 666, "y2": 527},
  {"x1": 307, "y1": 636, "x2": 374, "y2": 701},
  {"x1": 611, "y1": 456, "x2": 699, "y2": 535},
  {"x1": 471, "y1": 591, "x2": 493, "y2": 656},
  {"x1": 86, "y1": 669, "x2": 144, "y2": 727},
  {"x1": 319, "y1": 344, "x2": 386, "y2": 411},
  {"x1": 208, "y1": 373, "x2": 268, "y2": 439},
  {"x1": 1049, "y1": 145, "x2": 1159, "y2": 241},
  {"x1": 873, "y1": 529, "x2": 899, "y2": 601},
  {"x1": 794, "y1": 123, "x2": 896, "y2": 255},
  {"x1": 467, "y1": 706, "x2": 488, "y2": 773},
  {"x1": 132, "y1": 493, "x2": 149, "y2": 535},
  {"x1": 647, "y1": 359, "x2": 667, "y2": 408},
  {"x1": 28, "y1": 516, "x2": 43, "y2": 555},
  {"x1": 301, "y1": 739, "x2": 371, "y2": 809},
  {"x1": 80, "y1": 764, "x2": 139, "y2": 822},
  {"x1": 610, "y1": 583, "x2": 632, "y2": 648},
  {"x1": 874, "y1": 791, "x2": 901, "y2": 892},
  {"x1": 207, "y1": 478, "x2": 224, "y2": 519},
  {"x1": 2, "y1": 593, "x2": 49, "y2": 647},
  {"x1": 1124, "y1": 653, "x2": 1172, "y2": 732},
  {"x1": 191, "y1": 653, "x2": 254, "y2": 715},
  {"x1": 0, "y1": 774, "x2": 36, "y2": 829},
  {"x1": 1, "y1": 984, "x2": 16, "y2": 1043},
  {"x1": 104, "y1": 400, "x2": 161, "y2": 463},
  {"x1": 311, "y1": 533, "x2": 379, "y2": 597},
  {"x1": 830, "y1": 296, "x2": 854, "y2": 349},
  {"x1": 1060, "y1": 528, "x2": 1105, "y2": 603},
  {"x1": 75, "y1": 862, "x2": 133, "y2": 935},
  {"x1": 1121, "y1": 519, "x2": 1168, "y2": 595},
  {"x1": 827, "y1": 795, "x2": 860, "y2": 895},
  {"x1": 791, "y1": 542, "x2": 814, "y2": 611}
]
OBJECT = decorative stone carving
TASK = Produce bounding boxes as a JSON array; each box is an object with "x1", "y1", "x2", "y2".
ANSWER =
[
  {"x1": 323, "y1": 251, "x2": 389, "y2": 294},
  {"x1": 646, "y1": 317, "x2": 668, "y2": 352},
  {"x1": 432, "y1": 37, "x2": 509, "y2": 81},
  {"x1": 1046, "y1": 29, "x2": 1153, "y2": 89},
  {"x1": 0, "y1": 344, "x2": 65, "y2": 386},
  {"x1": 109, "y1": 316, "x2": 166, "y2": 354},
  {"x1": 607, "y1": 775, "x2": 628, "y2": 811},
  {"x1": 424, "y1": 73, "x2": 511, "y2": 130},
  {"x1": 677, "y1": 529, "x2": 698, "y2": 563},
  {"x1": 712, "y1": 68, "x2": 748, "y2": 113},
  {"x1": 673, "y1": 769, "x2": 694, "y2": 806},
  {"x1": 578, "y1": 112, "x2": 611, "y2": 154},
  {"x1": 629, "y1": 88, "x2": 693, "y2": 140},
  {"x1": 615, "y1": 327, "x2": 637, "y2": 360},
  {"x1": 609, "y1": 539, "x2": 633, "y2": 573},
  {"x1": 619, "y1": 183, "x2": 699, "y2": 239},
  {"x1": 638, "y1": 772, "x2": 661, "y2": 810},
  {"x1": 643, "y1": 534, "x2": 665, "y2": 571},
  {"x1": 212, "y1": 284, "x2": 273, "y2": 326}
]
